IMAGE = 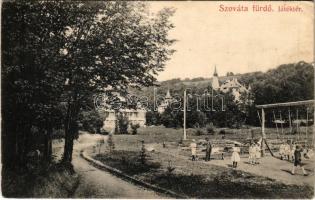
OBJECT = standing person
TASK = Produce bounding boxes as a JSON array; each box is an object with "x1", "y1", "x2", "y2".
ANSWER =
[
  {"x1": 290, "y1": 142, "x2": 296, "y2": 162},
  {"x1": 248, "y1": 142, "x2": 256, "y2": 165},
  {"x1": 254, "y1": 142, "x2": 261, "y2": 164},
  {"x1": 231, "y1": 144, "x2": 241, "y2": 168},
  {"x1": 190, "y1": 139, "x2": 197, "y2": 161},
  {"x1": 279, "y1": 142, "x2": 286, "y2": 160},
  {"x1": 291, "y1": 145, "x2": 308, "y2": 176},
  {"x1": 205, "y1": 137, "x2": 212, "y2": 162}
]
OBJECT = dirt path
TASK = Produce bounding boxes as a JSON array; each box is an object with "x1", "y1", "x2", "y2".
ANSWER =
[
  {"x1": 156, "y1": 145, "x2": 314, "y2": 186},
  {"x1": 70, "y1": 134, "x2": 167, "y2": 198},
  {"x1": 207, "y1": 154, "x2": 314, "y2": 186}
]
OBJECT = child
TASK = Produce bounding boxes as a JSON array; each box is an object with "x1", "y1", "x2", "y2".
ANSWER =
[
  {"x1": 291, "y1": 145, "x2": 308, "y2": 176},
  {"x1": 231, "y1": 144, "x2": 241, "y2": 168},
  {"x1": 290, "y1": 143, "x2": 296, "y2": 162},
  {"x1": 254, "y1": 142, "x2": 261, "y2": 164},
  {"x1": 190, "y1": 139, "x2": 197, "y2": 161},
  {"x1": 248, "y1": 142, "x2": 256, "y2": 165},
  {"x1": 279, "y1": 143, "x2": 286, "y2": 160}
]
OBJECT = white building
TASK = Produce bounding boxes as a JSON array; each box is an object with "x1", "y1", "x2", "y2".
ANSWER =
[
  {"x1": 102, "y1": 109, "x2": 146, "y2": 132},
  {"x1": 157, "y1": 89, "x2": 174, "y2": 113},
  {"x1": 211, "y1": 67, "x2": 251, "y2": 102},
  {"x1": 99, "y1": 92, "x2": 146, "y2": 132}
]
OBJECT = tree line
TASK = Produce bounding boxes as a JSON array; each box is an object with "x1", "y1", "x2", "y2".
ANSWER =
[{"x1": 145, "y1": 61, "x2": 314, "y2": 129}]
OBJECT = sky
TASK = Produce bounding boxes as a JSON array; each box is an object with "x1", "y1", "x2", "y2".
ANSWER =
[{"x1": 148, "y1": 1, "x2": 314, "y2": 81}]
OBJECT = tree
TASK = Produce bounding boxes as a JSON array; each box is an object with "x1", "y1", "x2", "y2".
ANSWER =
[
  {"x1": 2, "y1": 1, "x2": 175, "y2": 165},
  {"x1": 2, "y1": 1, "x2": 69, "y2": 167},
  {"x1": 78, "y1": 110, "x2": 104, "y2": 134},
  {"x1": 226, "y1": 72, "x2": 234, "y2": 76},
  {"x1": 116, "y1": 113, "x2": 129, "y2": 134}
]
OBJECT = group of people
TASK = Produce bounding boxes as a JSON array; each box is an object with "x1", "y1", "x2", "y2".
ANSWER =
[
  {"x1": 190, "y1": 137, "x2": 213, "y2": 161},
  {"x1": 190, "y1": 137, "x2": 242, "y2": 169},
  {"x1": 279, "y1": 142, "x2": 295, "y2": 161},
  {"x1": 248, "y1": 142, "x2": 262, "y2": 165},
  {"x1": 189, "y1": 138, "x2": 312, "y2": 176}
]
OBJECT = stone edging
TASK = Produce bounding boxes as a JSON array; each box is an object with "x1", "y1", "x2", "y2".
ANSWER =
[{"x1": 80, "y1": 150, "x2": 189, "y2": 199}]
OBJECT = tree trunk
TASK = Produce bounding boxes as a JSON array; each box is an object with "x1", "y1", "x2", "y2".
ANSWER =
[
  {"x1": 63, "y1": 101, "x2": 79, "y2": 163},
  {"x1": 44, "y1": 127, "x2": 53, "y2": 161}
]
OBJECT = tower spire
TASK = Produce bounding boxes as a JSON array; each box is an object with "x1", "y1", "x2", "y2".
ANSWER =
[
  {"x1": 213, "y1": 65, "x2": 218, "y2": 77},
  {"x1": 165, "y1": 88, "x2": 172, "y2": 99},
  {"x1": 211, "y1": 65, "x2": 220, "y2": 90}
]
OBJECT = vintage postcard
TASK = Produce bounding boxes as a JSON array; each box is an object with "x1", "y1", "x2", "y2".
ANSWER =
[{"x1": 1, "y1": 0, "x2": 314, "y2": 199}]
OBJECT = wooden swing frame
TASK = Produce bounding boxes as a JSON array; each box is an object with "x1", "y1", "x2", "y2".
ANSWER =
[{"x1": 256, "y1": 100, "x2": 314, "y2": 157}]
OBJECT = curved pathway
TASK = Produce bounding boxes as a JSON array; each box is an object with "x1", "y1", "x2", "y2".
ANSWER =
[{"x1": 70, "y1": 134, "x2": 167, "y2": 198}]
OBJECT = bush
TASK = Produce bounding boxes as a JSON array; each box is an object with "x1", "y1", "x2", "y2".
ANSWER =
[
  {"x1": 195, "y1": 128, "x2": 204, "y2": 136},
  {"x1": 107, "y1": 134, "x2": 115, "y2": 153},
  {"x1": 140, "y1": 140, "x2": 146, "y2": 164},
  {"x1": 219, "y1": 129, "x2": 226, "y2": 135},
  {"x1": 206, "y1": 123, "x2": 215, "y2": 134},
  {"x1": 131, "y1": 124, "x2": 140, "y2": 135},
  {"x1": 79, "y1": 110, "x2": 104, "y2": 134},
  {"x1": 117, "y1": 113, "x2": 129, "y2": 134}
]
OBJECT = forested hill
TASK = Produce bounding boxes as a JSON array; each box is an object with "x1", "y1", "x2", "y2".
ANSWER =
[{"x1": 131, "y1": 61, "x2": 314, "y2": 105}]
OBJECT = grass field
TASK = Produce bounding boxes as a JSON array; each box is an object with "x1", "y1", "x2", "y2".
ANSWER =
[
  {"x1": 91, "y1": 126, "x2": 314, "y2": 198},
  {"x1": 112, "y1": 125, "x2": 314, "y2": 151}
]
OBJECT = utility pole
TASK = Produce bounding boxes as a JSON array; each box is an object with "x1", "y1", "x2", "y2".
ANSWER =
[
  {"x1": 183, "y1": 89, "x2": 187, "y2": 140},
  {"x1": 261, "y1": 108, "x2": 266, "y2": 157}
]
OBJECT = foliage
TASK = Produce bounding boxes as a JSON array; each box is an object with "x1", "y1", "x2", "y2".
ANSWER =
[
  {"x1": 145, "y1": 111, "x2": 161, "y2": 126},
  {"x1": 116, "y1": 113, "x2": 129, "y2": 134},
  {"x1": 195, "y1": 128, "x2": 204, "y2": 136},
  {"x1": 166, "y1": 160, "x2": 175, "y2": 175},
  {"x1": 130, "y1": 123, "x2": 140, "y2": 135},
  {"x1": 206, "y1": 123, "x2": 215, "y2": 134},
  {"x1": 139, "y1": 140, "x2": 147, "y2": 164},
  {"x1": 107, "y1": 134, "x2": 115, "y2": 153},
  {"x1": 219, "y1": 129, "x2": 226, "y2": 135},
  {"x1": 78, "y1": 110, "x2": 104, "y2": 134},
  {"x1": 2, "y1": 1, "x2": 175, "y2": 165}
]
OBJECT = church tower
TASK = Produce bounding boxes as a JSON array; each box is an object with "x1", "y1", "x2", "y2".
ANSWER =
[{"x1": 211, "y1": 65, "x2": 220, "y2": 90}]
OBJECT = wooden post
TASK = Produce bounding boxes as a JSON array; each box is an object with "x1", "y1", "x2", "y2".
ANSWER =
[
  {"x1": 313, "y1": 106, "x2": 315, "y2": 147},
  {"x1": 261, "y1": 108, "x2": 266, "y2": 157},
  {"x1": 288, "y1": 108, "x2": 292, "y2": 134},
  {"x1": 306, "y1": 107, "x2": 309, "y2": 140},
  {"x1": 296, "y1": 109, "x2": 300, "y2": 140},
  {"x1": 183, "y1": 89, "x2": 187, "y2": 140},
  {"x1": 211, "y1": 87, "x2": 214, "y2": 111}
]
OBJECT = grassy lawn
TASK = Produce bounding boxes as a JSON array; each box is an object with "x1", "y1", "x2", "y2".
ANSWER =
[
  {"x1": 2, "y1": 139, "x2": 79, "y2": 198},
  {"x1": 93, "y1": 150, "x2": 313, "y2": 198},
  {"x1": 113, "y1": 126, "x2": 314, "y2": 152},
  {"x1": 91, "y1": 126, "x2": 314, "y2": 198}
]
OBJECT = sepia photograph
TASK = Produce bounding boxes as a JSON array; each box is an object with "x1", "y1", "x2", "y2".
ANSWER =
[{"x1": 1, "y1": 0, "x2": 314, "y2": 199}]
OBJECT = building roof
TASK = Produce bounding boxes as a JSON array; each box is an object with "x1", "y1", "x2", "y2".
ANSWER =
[{"x1": 165, "y1": 89, "x2": 172, "y2": 99}]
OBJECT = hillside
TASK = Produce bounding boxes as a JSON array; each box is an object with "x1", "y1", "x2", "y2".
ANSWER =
[{"x1": 130, "y1": 61, "x2": 313, "y2": 105}]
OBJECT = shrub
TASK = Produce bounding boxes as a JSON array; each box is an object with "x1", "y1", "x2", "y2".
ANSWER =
[
  {"x1": 140, "y1": 140, "x2": 146, "y2": 164},
  {"x1": 117, "y1": 113, "x2": 129, "y2": 134},
  {"x1": 166, "y1": 160, "x2": 175, "y2": 175},
  {"x1": 206, "y1": 123, "x2": 215, "y2": 134},
  {"x1": 107, "y1": 134, "x2": 115, "y2": 153},
  {"x1": 195, "y1": 128, "x2": 204, "y2": 136},
  {"x1": 131, "y1": 124, "x2": 140, "y2": 135},
  {"x1": 219, "y1": 129, "x2": 226, "y2": 135}
]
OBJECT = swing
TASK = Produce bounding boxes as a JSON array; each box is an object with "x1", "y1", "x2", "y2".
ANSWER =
[
  {"x1": 288, "y1": 108, "x2": 292, "y2": 135},
  {"x1": 292, "y1": 108, "x2": 309, "y2": 142},
  {"x1": 256, "y1": 100, "x2": 315, "y2": 158},
  {"x1": 272, "y1": 110, "x2": 285, "y2": 139}
]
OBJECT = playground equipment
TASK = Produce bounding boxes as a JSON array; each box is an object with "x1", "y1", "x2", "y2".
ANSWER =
[
  {"x1": 256, "y1": 99, "x2": 314, "y2": 157},
  {"x1": 272, "y1": 110, "x2": 285, "y2": 138}
]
